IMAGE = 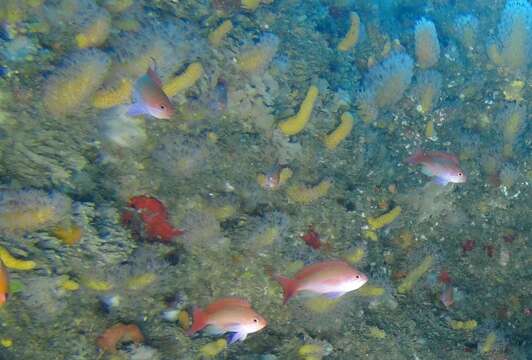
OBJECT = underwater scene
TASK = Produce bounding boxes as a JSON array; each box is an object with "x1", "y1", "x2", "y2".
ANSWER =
[{"x1": 0, "y1": 0, "x2": 530, "y2": 359}]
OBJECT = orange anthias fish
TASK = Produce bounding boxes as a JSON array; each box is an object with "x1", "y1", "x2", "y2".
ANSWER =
[
  {"x1": 0, "y1": 261, "x2": 9, "y2": 305},
  {"x1": 406, "y1": 150, "x2": 467, "y2": 186},
  {"x1": 274, "y1": 260, "x2": 368, "y2": 304},
  {"x1": 127, "y1": 61, "x2": 174, "y2": 119},
  {"x1": 187, "y1": 297, "x2": 267, "y2": 344}
]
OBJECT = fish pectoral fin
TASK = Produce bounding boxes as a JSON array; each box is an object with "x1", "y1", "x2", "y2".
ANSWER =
[
  {"x1": 227, "y1": 331, "x2": 247, "y2": 344},
  {"x1": 433, "y1": 177, "x2": 449, "y2": 186},
  {"x1": 127, "y1": 103, "x2": 147, "y2": 117},
  {"x1": 323, "y1": 291, "x2": 346, "y2": 299}
]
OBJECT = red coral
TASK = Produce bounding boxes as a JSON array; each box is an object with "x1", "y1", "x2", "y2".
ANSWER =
[
  {"x1": 438, "y1": 270, "x2": 452, "y2": 284},
  {"x1": 122, "y1": 195, "x2": 184, "y2": 243},
  {"x1": 462, "y1": 239, "x2": 475, "y2": 254},
  {"x1": 301, "y1": 225, "x2": 321, "y2": 249},
  {"x1": 484, "y1": 244, "x2": 495, "y2": 257}
]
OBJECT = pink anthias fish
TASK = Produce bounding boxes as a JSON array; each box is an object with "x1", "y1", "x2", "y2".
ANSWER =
[
  {"x1": 406, "y1": 150, "x2": 467, "y2": 185},
  {"x1": 187, "y1": 297, "x2": 267, "y2": 344},
  {"x1": 274, "y1": 260, "x2": 368, "y2": 304},
  {"x1": 127, "y1": 61, "x2": 174, "y2": 119}
]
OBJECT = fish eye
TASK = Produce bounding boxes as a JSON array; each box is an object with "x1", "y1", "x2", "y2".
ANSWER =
[
  {"x1": 458, "y1": 172, "x2": 463, "y2": 176},
  {"x1": 355, "y1": 275, "x2": 360, "y2": 279},
  {"x1": 160, "y1": 105, "x2": 166, "y2": 110},
  {"x1": 253, "y1": 318, "x2": 258, "y2": 323}
]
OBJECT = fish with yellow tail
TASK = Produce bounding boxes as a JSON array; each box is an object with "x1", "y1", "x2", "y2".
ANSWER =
[
  {"x1": 187, "y1": 297, "x2": 267, "y2": 344},
  {"x1": 406, "y1": 150, "x2": 466, "y2": 185},
  {"x1": 0, "y1": 261, "x2": 9, "y2": 305},
  {"x1": 127, "y1": 60, "x2": 174, "y2": 119},
  {"x1": 274, "y1": 260, "x2": 368, "y2": 304}
]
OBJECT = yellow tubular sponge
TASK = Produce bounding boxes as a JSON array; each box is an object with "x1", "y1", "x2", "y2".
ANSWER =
[
  {"x1": 92, "y1": 78, "x2": 133, "y2": 109},
  {"x1": 337, "y1": 12, "x2": 360, "y2": 51},
  {"x1": 397, "y1": 255, "x2": 433, "y2": 294},
  {"x1": 287, "y1": 179, "x2": 332, "y2": 204},
  {"x1": 209, "y1": 20, "x2": 233, "y2": 47},
  {"x1": 279, "y1": 85, "x2": 319, "y2": 136},
  {"x1": 368, "y1": 206, "x2": 401, "y2": 230},
  {"x1": 0, "y1": 246, "x2": 36, "y2": 270},
  {"x1": 162, "y1": 62, "x2": 204, "y2": 97},
  {"x1": 324, "y1": 112, "x2": 354, "y2": 150}
]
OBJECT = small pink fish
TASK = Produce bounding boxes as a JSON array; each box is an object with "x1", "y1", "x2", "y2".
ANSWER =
[
  {"x1": 127, "y1": 61, "x2": 174, "y2": 119},
  {"x1": 406, "y1": 150, "x2": 467, "y2": 185},
  {"x1": 187, "y1": 297, "x2": 267, "y2": 344},
  {"x1": 274, "y1": 260, "x2": 368, "y2": 304}
]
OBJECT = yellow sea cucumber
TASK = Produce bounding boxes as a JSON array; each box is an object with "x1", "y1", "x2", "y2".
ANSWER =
[
  {"x1": 236, "y1": 34, "x2": 279, "y2": 73},
  {"x1": 209, "y1": 20, "x2": 233, "y2": 47},
  {"x1": 241, "y1": 0, "x2": 261, "y2": 11},
  {"x1": 449, "y1": 319, "x2": 477, "y2": 331},
  {"x1": 83, "y1": 278, "x2": 113, "y2": 291},
  {"x1": 162, "y1": 62, "x2": 203, "y2": 97},
  {"x1": 480, "y1": 332, "x2": 496, "y2": 354},
  {"x1": 92, "y1": 79, "x2": 134, "y2": 109},
  {"x1": 59, "y1": 278, "x2": 80, "y2": 291},
  {"x1": 75, "y1": 9, "x2": 111, "y2": 48},
  {"x1": 199, "y1": 339, "x2": 227, "y2": 358},
  {"x1": 0, "y1": 246, "x2": 36, "y2": 270},
  {"x1": 368, "y1": 326, "x2": 386, "y2": 339},
  {"x1": 126, "y1": 273, "x2": 156, "y2": 290},
  {"x1": 343, "y1": 247, "x2": 365, "y2": 264},
  {"x1": 287, "y1": 179, "x2": 332, "y2": 204},
  {"x1": 368, "y1": 206, "x2": 401, "y2": 230},
  {"x1": 357, "y1": 285, "x2": 385, "y2": 297},
  {"x1": 397, "y1": 255, "x2": 433, "y2": 294},
  {"x1": 298, "y1": 343, "x2": 327, "y2": 360},
  {"x1": 279, "y1": 85, "x2": 319, "y2": 136},
  {"x1": 337, "y1": 12, "x2": 360, "y2": 51},
  {"x1": 324, "y1": 112, "x2": 354, "y2": 150}
]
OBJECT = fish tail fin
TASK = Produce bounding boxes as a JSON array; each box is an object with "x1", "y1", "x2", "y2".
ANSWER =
[
  {"x1": 187, "y1": 307, "x2": 207, "y2": 336},
  {"x1": 406, "y1": 149, "x2": 427, "y2": 165},
  {"x1": 274, "y1": 275, "x2": 297, "y2": 304}
]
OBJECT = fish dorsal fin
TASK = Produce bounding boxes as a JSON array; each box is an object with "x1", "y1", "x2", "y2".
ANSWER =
[
  {"x1": 205, "y1": 297, "x2": 251, "y2": 314},
  {"x1": 428, "y1": 152, "x2": 460, "y2": 165},
  {"x1": 146, "y1": 62, "x2": 163, "y2": 87}
]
